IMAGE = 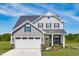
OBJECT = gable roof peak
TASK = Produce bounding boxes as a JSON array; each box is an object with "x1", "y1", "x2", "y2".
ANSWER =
[{"x1": 44, "y1": 11, "x2": 55, "y2": 16}]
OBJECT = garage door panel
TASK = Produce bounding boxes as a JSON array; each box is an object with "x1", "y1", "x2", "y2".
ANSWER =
[{"x1": 15, "y1": 37, "x2": 41, "y2": 49}]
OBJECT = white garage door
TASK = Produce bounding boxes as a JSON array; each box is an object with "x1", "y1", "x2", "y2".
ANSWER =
[{"x1": 15, "y1": 36, "x2": 41, "y2": 49}]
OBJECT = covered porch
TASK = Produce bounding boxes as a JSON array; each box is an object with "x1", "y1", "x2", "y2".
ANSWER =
[
  {"x1": 42, "y1": 34, "x2": 65, "y2": 48},
  {"x1": 42, "y1": 29, "x2": 66, "y2": 48}
]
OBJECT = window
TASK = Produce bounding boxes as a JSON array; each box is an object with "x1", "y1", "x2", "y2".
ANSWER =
[
  {"x1": 28, "y1": 37, "x2": 34, "y2": 40},
  {"x1": 54, "y1": 35, "x2": 60, "y2": 44},
  {"x1": 16, "y1": 37, "x2": 21, "y2": 39},
  {"x1": 25, "y1": 24, "x2": 31, "y2": 32},
  {"x1": 46, "y1": 23, "x2": 51, "y2": 28},
  {"x1": 22, "y1": 37, "x2": 27, "y2": 40},
  {"x1": 38, "y1": 23, "x2": 43, "y2": 28},
  {"x1": 54, "y1": 23, "x2": 59, "y2": 28},
  {"x1": 48, "y1": 16, "x2": 50, "y2": 19}
]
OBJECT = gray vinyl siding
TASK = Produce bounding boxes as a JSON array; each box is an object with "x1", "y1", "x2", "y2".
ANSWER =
[{"x1": 13, "y1": 24, "x2": 43, "y2": 37}]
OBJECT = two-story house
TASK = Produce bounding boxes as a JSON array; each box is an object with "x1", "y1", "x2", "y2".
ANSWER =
[{"x1": 11, "y1": 11, "x2": 66, "y2": 49}]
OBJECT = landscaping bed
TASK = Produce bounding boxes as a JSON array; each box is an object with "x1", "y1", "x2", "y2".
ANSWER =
[{"x1": 42, "y1": 42, "x2": 79, "y2": 56}]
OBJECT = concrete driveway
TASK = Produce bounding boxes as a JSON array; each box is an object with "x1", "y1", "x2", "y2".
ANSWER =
[{"x1": 2, "y1": 49, "x2": 41, "y2": 56}]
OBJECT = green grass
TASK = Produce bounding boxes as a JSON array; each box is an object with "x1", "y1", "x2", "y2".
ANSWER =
[
  {"x1": 66, "y1": 40, "x2": 79, "y2": 48},
  {"x1": 42, "y1": 49, "x2": 79, "y2": 56},
  {"x1": 0, "y1": 41, "x2": 11, "y2": 55},
  {"x1": 42, "y1": 40, "x2": 79, "y2": 56},
  {"x1": 0, "y1": 40, "x2": 79, "y2": 56}
]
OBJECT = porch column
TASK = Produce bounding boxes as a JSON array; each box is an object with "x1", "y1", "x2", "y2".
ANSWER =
[
  {"x1": 52, "y1": 34, "x2": 53, "y2": 46},
  {"x1": 63, "y1": 34, "x2": 65, "y2": 48},
  {"x1": 11, "y1": 34, "x2": 15, "y2": 48}
]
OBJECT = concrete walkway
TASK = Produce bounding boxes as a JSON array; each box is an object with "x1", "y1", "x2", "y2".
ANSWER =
[{"x1": 2, "y1": 49, "x2": 41, "y2": 56}]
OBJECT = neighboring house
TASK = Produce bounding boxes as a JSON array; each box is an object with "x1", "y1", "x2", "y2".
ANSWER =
[{"x1": 11, "y1": 11, "x2": 66, "y2": 49}]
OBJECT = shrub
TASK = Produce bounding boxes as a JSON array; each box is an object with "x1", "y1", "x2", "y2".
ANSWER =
[
  {"x1": 51, "y1": 44, "x2": 63, "y2": 51},
  {"x1": 54, "y1": 44, "x2": 63, "y2": 48},
  {"x1": 41, "y1": 44, "x2": 47, "y2": 50}
]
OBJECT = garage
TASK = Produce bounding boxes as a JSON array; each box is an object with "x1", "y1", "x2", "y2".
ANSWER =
[{"x1": 14, "y1": 36, "x2": 41, "y2": 49}]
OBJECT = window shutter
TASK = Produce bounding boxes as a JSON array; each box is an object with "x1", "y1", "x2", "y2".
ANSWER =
[
  {"x1": 30, "y1": 26, "x2": 31, "y2": 32},
  {"x1": 46, "y1": 23, "x2": 47, "y2": 28},
  {"x1": 54, "y1": 23, "x2": 55, "y2": 28},
  {"x1": 24, "y1": 26, "x2": 26, "y2": 32},
  {"x1": 38, "y1": 23, "x2": 39, "y2": 28},
  {"x1": 58, "y1": 23, "x2": 59, "y2": 28},
  {"x1": 42, "y1": 23, "x2": 43, "y2": 28},
  {"x1": 50, "y1": 23, "x2": 51, "y2": 28}
]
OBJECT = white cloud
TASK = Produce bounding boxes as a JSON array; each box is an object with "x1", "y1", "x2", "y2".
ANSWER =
[
  {"x1": 0, "y1": 4, "x2": 26, "y2": 16},
  {"x1": 35, "y1": 4, "x2": 79, "y2": 23},
  {"x1": 0, "y1": 9, "x2": 9, "y2": 15},
  {"x1": 53, "y1": 10, "x2": 79, "y2": 22},
  {"x1": 0, "y1": 4, "x2": 43, "y2": 17},
  {"x1": 73, "y1": 4, "x2": 79, "y2": 11},
  {"x1": 9, "y1": 4, "x2": 43, "y2": 15},
  {"x1": 0, "y1": 3, "x2": 79, "y2": 23}
]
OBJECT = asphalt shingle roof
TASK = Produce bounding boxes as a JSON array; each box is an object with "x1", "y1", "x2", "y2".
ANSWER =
[
  {"x1": 13, "y1": 16, "x2": 40, "y2": 29},
  {"x1": 42, "y1": 29, "x2": 66, "y2": 34},
  {"x1": 13, "y1": 15, "x2": 64, "y2": 30}
]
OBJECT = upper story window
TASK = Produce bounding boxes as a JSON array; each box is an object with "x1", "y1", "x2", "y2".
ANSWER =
[
  {"x1": 25, "y1": 24, "x2": 31, "y2": 32},
  {"x1": 38, "y1": 23, "x2": 43, "y2": 28},
  {"x1": 46, "y1": 23, "x2": 51, "y2": 28},
  {"x1": 54, "y1": 23, "x2": 59, "y2": 28}
]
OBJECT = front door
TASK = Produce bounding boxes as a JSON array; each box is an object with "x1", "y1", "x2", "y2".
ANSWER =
[{"x1": 53, "y1": 35, "x2": 61, "y2": 44}]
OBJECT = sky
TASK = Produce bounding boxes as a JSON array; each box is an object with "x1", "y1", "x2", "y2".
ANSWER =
[{"x1": 0, "y1": 3, "x2": 79, "y2": 34}]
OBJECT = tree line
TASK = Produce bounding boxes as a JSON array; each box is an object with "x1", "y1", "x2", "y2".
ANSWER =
[
  {"x1": 0, "y1": 33, "x2": 11, "y2": 41},
  {"x1": 0, "y1": 33, "x2": 79, "y2": 41},
  {"x1": 65, "y1": 33, "x2": 79, "y2": 42}
]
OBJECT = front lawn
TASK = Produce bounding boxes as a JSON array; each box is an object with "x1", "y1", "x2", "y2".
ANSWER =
[
  {"x1": 0, "y1": 41, "x2": 79, "y2": 56},
  {"x1": 0, "y1": 41, "x2": 11, "y2": 55},
  {"x1": 42, "y1": 41, "x2": 79, "y2": 56},
  {"x1": 42, "y1": 49, "x2": 79, "y2": 56}
]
